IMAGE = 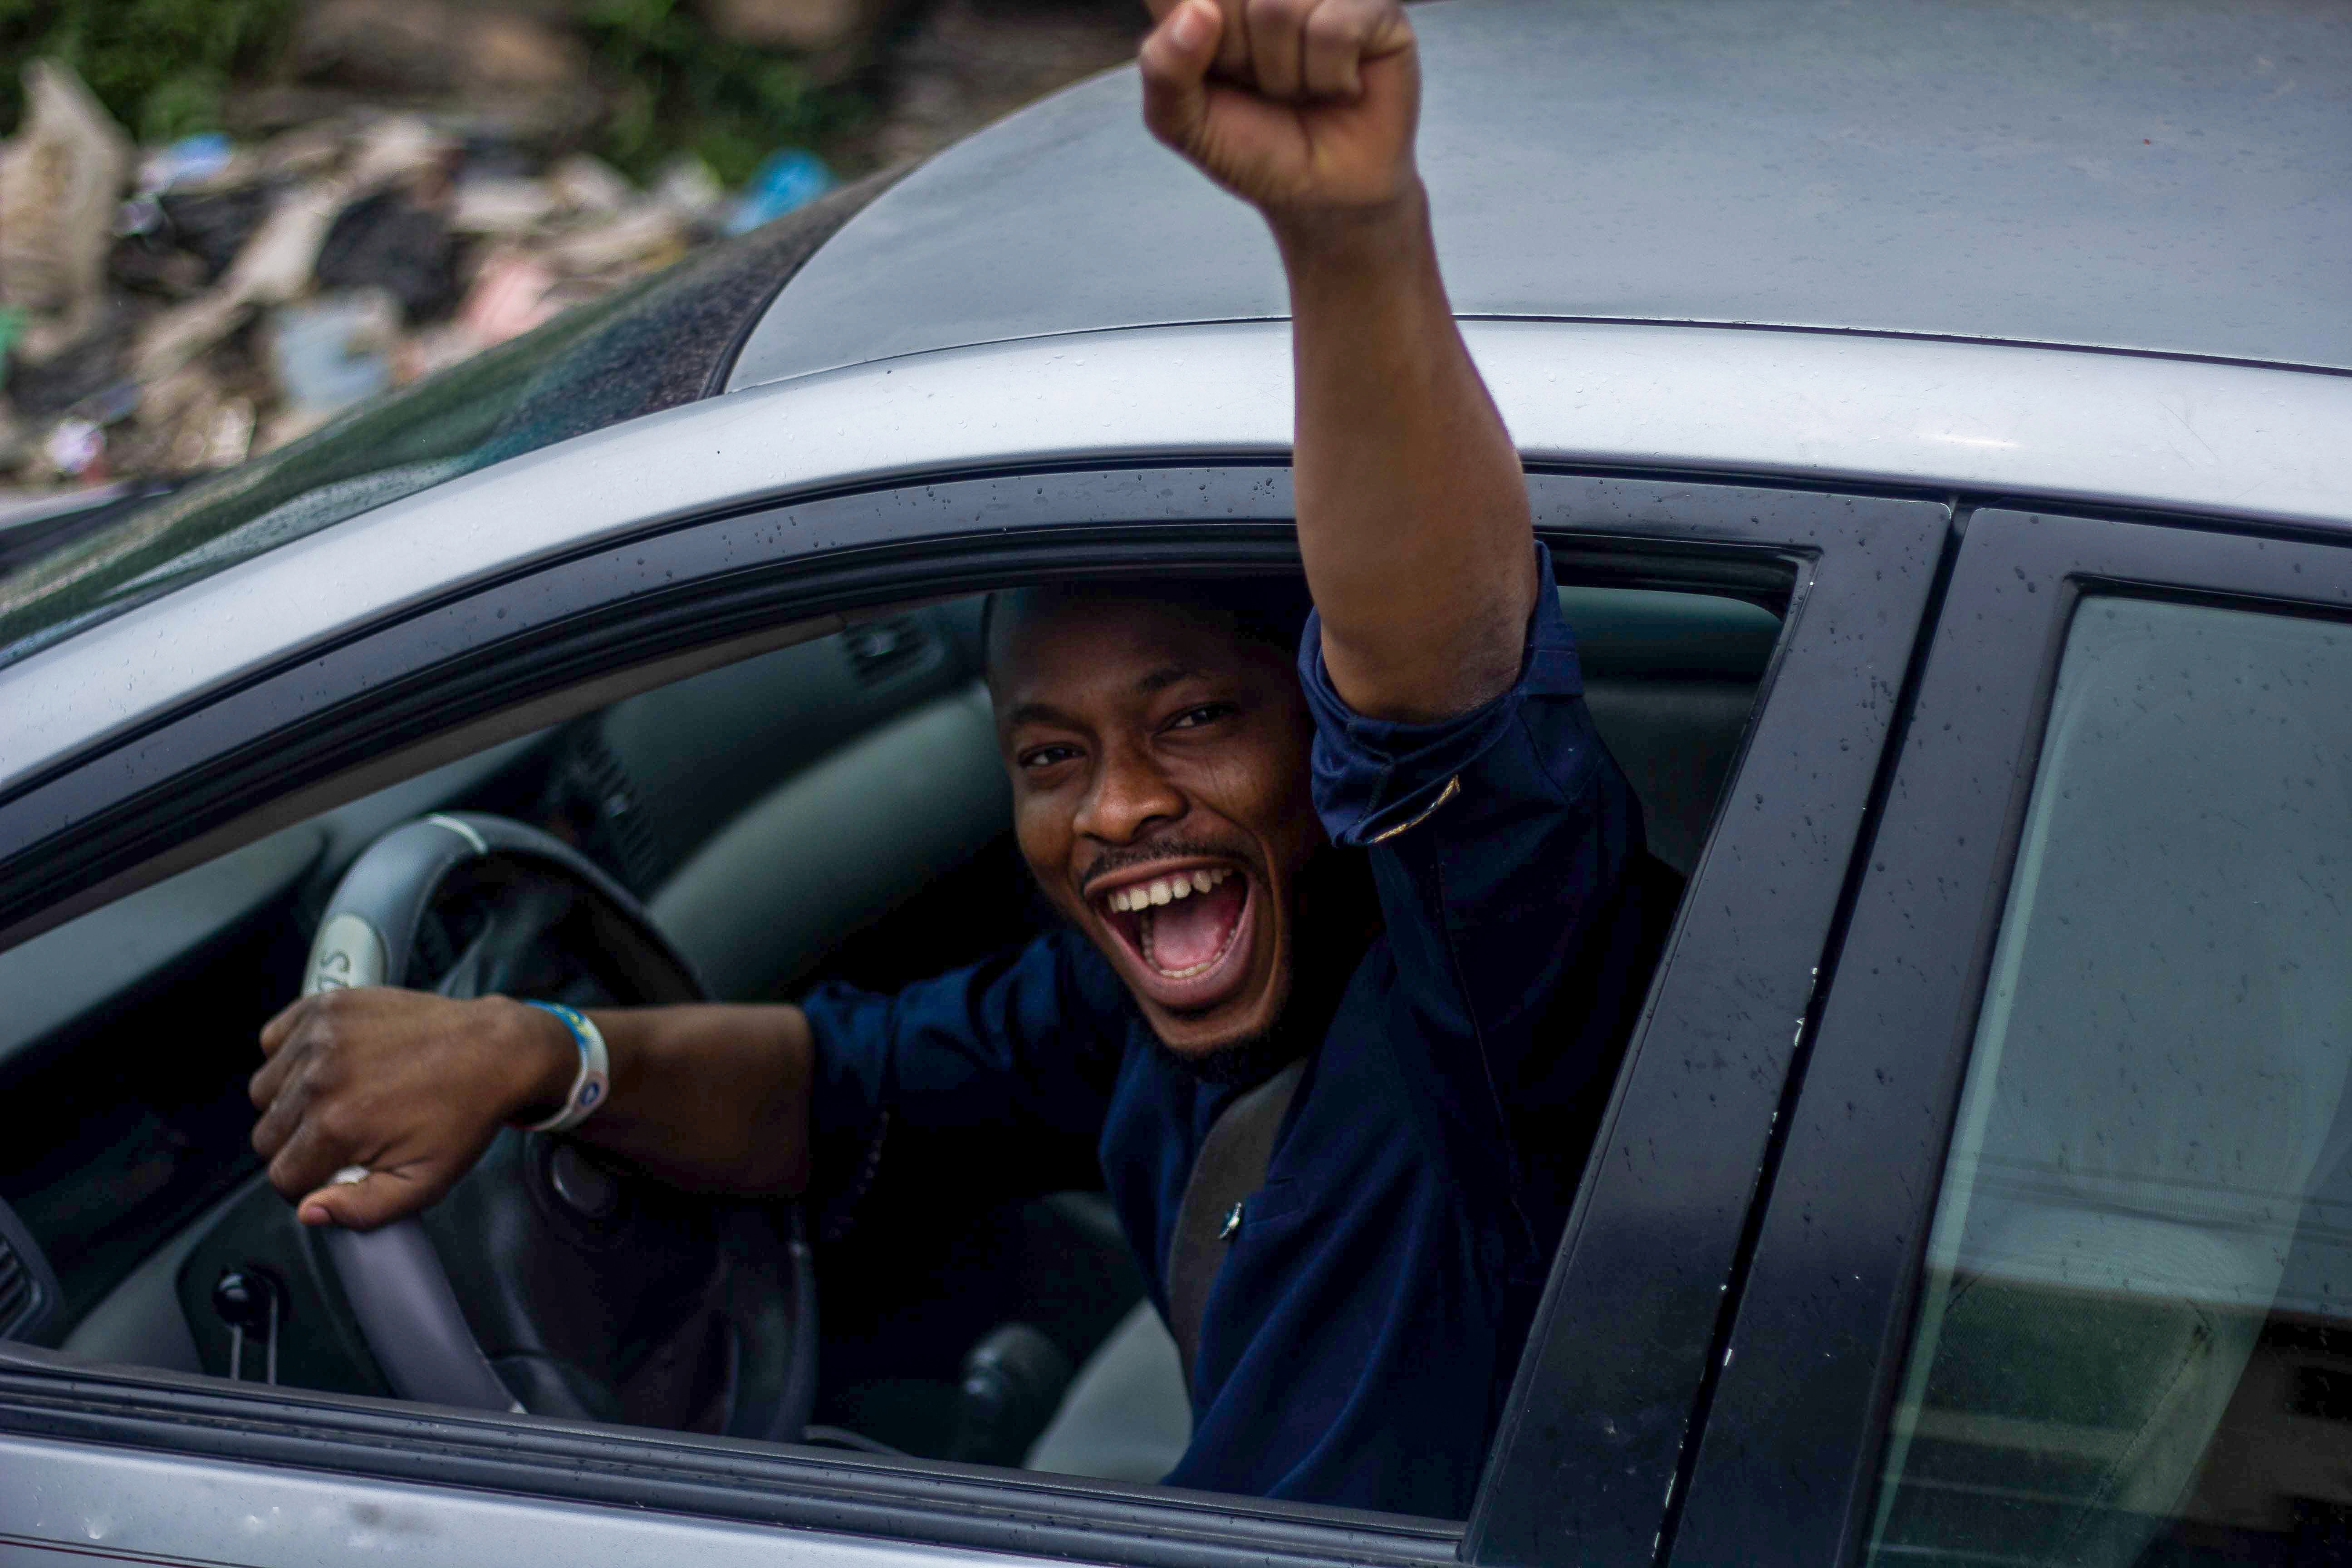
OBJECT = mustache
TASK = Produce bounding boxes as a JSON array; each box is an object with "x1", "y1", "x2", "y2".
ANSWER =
[{"x1": 1077, "y1": 838, "x2": 1250, "y2": 897}]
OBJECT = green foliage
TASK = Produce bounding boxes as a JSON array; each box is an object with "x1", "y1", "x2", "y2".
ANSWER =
[
  {"x1": 0, "y1": 0, "x2": 856, "y2": 188},
  {"x1": 0, "y1": 0, "x2": 297, "y2": 142},
  {"x1": 578, "y1": 0, "x2": 861, "y2": 186}
]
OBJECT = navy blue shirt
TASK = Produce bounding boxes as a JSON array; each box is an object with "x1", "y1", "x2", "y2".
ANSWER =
[{"x1": 800, "y1": 559, "x2": 1652, "y2": 1518}]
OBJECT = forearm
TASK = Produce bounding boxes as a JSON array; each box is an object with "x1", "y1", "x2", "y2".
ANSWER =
[
  {"x1": 518, "y1": 1002, "x2": 814, "y2": 1196},
  {"x1": 1274, "y1": 188, "x2": 1538, "y2": 723}
]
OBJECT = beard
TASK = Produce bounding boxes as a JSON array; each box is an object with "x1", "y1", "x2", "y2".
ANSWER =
[{"x1": 1141, "y1": 844, "x2": 1378, "y2": 1088}]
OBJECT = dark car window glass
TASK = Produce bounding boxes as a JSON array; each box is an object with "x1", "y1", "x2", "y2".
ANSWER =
[
  {"x1": 1868, "y1": 596, "x2": 2352, "y2": 1567},
  {"x1": 0, "y1": 173, "x2": 898, "y2": 677}
]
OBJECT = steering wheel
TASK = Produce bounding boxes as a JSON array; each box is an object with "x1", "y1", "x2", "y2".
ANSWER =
[{"x1": 299, "y1": 812, "x2": 816, "y2": 1439}]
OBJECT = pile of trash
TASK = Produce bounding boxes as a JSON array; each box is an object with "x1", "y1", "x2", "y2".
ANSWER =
[{"x1": 0, "y1": 60, "x2": 833, "y2": 495}]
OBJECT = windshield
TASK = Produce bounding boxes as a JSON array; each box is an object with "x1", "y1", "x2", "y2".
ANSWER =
[
  {"x1": 0, "y1": 281, "x2": 657, "y2": 675},
  {"x1": 0, "y1": 175, "x2": 892, "y2": 676}
]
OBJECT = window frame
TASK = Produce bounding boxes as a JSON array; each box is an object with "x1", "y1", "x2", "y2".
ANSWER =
[
  {"x1": 0, "y1": 464, "x2": 1946, "y2": 1565},
  {"x1": 1467, "y1": 485, "x2": 1947, "y2": 1567},
  {"x1": 1666, "y1": 506, "x2": 2352, "y2": 1566}
]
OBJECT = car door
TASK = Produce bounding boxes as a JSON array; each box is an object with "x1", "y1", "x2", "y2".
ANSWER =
[
  {"x1": 1670, "y1": 505, "x2": 2352, "y2": 1564},
  {"x1": 0, "y1": 461, "x2": 1942, "y2": 1568}
]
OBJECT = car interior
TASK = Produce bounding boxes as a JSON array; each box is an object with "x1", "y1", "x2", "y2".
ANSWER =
[{"x1": 0, "y1": 564, "x2": 1784, "y2": 1509}]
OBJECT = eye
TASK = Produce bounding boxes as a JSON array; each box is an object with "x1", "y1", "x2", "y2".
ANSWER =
[
  {"x1": 1019, "y1": 743, "x2": 1083, "y2": 770},
  {"x1": 1166, "y1": 702, "x2": 1238, "y2": 731}
]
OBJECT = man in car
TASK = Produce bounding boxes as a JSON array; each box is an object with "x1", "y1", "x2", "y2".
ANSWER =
[{"x1": 248, "y1": 0, "x2": 1661, "y2": 1518}]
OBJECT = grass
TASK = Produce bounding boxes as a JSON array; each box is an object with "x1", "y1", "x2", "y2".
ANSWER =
[
  {"x1": 0, "y1": 0, "x2": 296, "y2": 143},
  {"x1": 577, "y1": 0, "x2": 862, "y2": 186}
]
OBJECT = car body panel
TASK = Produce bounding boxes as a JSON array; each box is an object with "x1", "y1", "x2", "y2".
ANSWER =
[
  {"x1": 736, "y1": 0, "x2": 2352, "y2": 388},
  {"x1": 1669, "y1": 509, "x2": 2352, "y2": 1564},
  {"x1": 8, "y1": 319, "x2": 2350, "y2": 812},
  {"x1": 0, "y1": 1351, "x2": 1461, "y2": 1568},
  {"x1": 0, "y1": 1432, "x2": 1100, "y2": 1568}
]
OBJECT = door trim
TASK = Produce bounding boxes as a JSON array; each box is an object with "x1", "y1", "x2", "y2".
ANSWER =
[{"x1": 1468, "y1": 490, "x2": 1949, "y2": 1566}]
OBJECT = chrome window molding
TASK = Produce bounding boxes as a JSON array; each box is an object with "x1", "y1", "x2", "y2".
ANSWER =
[{"x1": 0, "y1": 1352, "x2": 1458, "y2": 1568}]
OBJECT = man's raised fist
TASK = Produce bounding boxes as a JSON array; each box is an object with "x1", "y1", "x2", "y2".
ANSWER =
[{"x1": 1138, "y1": 0, "x2": 1419, "y2": 221}]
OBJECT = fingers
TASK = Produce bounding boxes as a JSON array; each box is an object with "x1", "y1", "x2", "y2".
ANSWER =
[
  {"x1": 1140, "y1": 0, "x2": 1223, "y2": 155},
  {"x1": 259, "y1": 994, "x2": 308, "y2": 1055},
  {"x1": 250, "y1": 993, "x2": 334, "y2": 1116},
  {"x1": 248, "y1": 987, "x2": 421, "y2": 1195},
  {"x1": 251, "y1": 985, "x2": 359, "y2": 1109},
  {"x1": 250, "y1": 1061, "x2": 314, "y2": 1162},
  {"x1": 265, "y1": 1113, "x2": 362, "y2": 1207},
  {"x1": 1300, "y1": 0, "x2": 1403, "y2": 98},
  {"x1": 1200, "y1": 0, "x2": 1403, "y2": 103},
  {"x1": 250, "y1": 1019, "x2": 306, "y2": 1109},
  {"x1": 267, "y1": 1103, "x2": 457, "y2": 1230},
  {"x1": 1245, "y1": 0, "x2": 1308, "y2": 100},
  {"x1": 295, "y1": 1167, "x2": 436, "y2": 1232}
]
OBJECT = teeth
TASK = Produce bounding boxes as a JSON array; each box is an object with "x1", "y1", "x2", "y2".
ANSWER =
[{"x1": 1102, "y1": 866, "x2": 1235, "y2": 916}]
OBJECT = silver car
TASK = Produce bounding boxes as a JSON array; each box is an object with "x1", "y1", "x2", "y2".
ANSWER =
[{"x1": 3, "y1": 1, "x2": 2349, "y2": 1563}]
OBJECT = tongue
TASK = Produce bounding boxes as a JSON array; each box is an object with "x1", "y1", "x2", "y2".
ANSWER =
[{"x1": 1147, "y1": 879, "x2": 1245, "y2": 972}]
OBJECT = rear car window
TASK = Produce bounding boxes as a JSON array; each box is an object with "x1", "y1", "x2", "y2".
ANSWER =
[
  {"x1": 0, "y1": 172, "x2": 897, "y2": 677},
  {"x1": 1868, "y1": 595, "x2": 2352, "y2": 1565}
]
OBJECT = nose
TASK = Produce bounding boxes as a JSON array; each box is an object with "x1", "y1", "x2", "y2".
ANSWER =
[{"x1": 1074, "y1": 739, "x2": 1186, "y2": 845}]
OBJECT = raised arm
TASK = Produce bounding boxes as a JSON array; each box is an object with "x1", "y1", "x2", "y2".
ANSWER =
[{"x1": 1140, "y1": 0, "x2": 1537, "y2": 722}]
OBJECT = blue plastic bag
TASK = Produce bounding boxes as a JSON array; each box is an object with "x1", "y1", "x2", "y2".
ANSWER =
[{"x1": 726, "y1": 150, "x2": 834, "y2": 235}]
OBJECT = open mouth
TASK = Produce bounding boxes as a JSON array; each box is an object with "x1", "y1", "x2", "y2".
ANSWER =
[{"x1": 1092, "y1": 863, "x2": 1255, "y2": 1010}]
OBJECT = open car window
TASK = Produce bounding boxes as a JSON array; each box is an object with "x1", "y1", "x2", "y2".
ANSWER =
[{"x1": 0, "y1": 563, "x2": 1782, "y2": 1524}]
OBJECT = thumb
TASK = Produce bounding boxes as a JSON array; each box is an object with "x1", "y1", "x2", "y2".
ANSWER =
[
  {"x1": 1140, "y1": 0, "x2": 1222, "y2": 154},
  {"x1": 297, "y1": 1166, "x2": 433, "y2": 1232}
]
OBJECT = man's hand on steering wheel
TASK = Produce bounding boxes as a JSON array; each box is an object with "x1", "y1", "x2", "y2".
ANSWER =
[{"x1": 251, "y1": 988, "x2": 572, "y2": 1231}]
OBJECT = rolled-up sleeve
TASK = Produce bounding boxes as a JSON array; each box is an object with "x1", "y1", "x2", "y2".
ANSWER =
[
  {"x1": 1301, "y1": 547, "x2": 1589, "y2": 848},
  {"x1": 1298, "y1": 544, "x2": 1647, "y2": 1245}
]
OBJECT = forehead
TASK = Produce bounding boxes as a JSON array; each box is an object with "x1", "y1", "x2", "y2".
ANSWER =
[{"x1": 988, "y1": 591, "x2": 1268, "y2": 710}]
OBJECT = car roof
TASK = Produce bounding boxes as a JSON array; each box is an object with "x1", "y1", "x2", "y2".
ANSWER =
[{"x1": 734, "y1": 0, "x2": 2352, "y2": 388}]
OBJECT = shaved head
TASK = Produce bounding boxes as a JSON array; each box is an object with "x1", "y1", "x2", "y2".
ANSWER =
[{"x1": 981, "y1": 578, "x2": 1312, "y2": 678}]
